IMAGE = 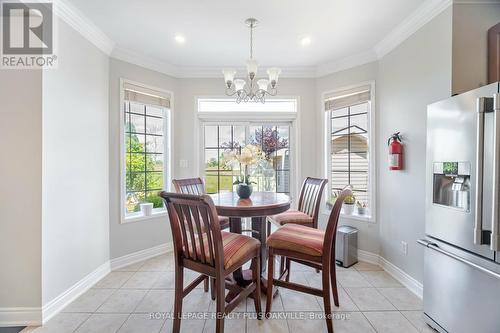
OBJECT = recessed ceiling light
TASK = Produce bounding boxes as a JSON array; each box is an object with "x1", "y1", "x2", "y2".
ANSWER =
[
  {"x1": 299, "y1": 36, "x2": 311, "y2": 46},
  {"x1": 175, "y1": 34, "x2": 185, "y2": 44}
]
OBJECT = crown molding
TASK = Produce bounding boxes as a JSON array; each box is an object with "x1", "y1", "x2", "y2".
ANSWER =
[
  {"x1": 177, "y1": 66, "x2": 317, "y2": 78},
  {"x1": 111, "y1": 46, "x2": 181, "y2": 77},
  {"x1": 112, "y1": 46, "x2": 317, "y2": 78},
  {"x1": 316, "y1": 49, "x2": 378, "y2": 77},
  {"x1": 53, "y1": 0, "x2": 114, "y2": 55},
  {"x1": 374, "y1": 0, "x2": 452, "y2": 58},
  {"x1": 51, "y1": 0, "x2": 458, "y2": 78}
]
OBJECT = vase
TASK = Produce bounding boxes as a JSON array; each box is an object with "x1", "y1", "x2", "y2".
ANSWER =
[
  {"x1": 357, "y1": 207, "x2": 367, "y2": 216},
  {"x1": 236, "y1": 184, "x2": 253, "y2": 199},
  {"x1": 140, "y1": 202, "x2": 154, "y2": 216},
  {"x1": 342, "y1": 203, "x2": 354, "y2": 215}
]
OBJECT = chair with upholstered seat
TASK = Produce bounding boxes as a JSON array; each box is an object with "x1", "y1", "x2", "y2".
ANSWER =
[
  {"x1": 160, "y1": 192, "x2": 262, "y2": 333},
  {"x1": 267, "y1": 177, "x2": 327, "y2": 273},
  {"x1": 265, "y1": 188, "x2": 350, "y2": 333},
  {"x1": 172, "y1": 177, "x2": 230, "y2": 299},
  {"x1": 267, "y1": 177, "x2": 327, "y2": 229}
]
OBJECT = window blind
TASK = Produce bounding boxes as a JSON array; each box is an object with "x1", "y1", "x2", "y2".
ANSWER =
[
  {"x1": 324, "y1": 85, "x2": 371, "y2": 111},
  {"x1": 124, "y1": 82, "x2": 171, "y2": 108}
]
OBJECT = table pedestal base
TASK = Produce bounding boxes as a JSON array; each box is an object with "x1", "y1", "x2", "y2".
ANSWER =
[{"x1": 225, "y1": 216, "x2": 279, "y2": 302}]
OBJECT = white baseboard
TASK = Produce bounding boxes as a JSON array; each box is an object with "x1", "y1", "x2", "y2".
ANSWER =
[
  {"x1": 379, "y1": 256, "x2": 423, "y2": 299},
  {"x1": 357, "y1": 249, "x2": 380, "y2": 265},
  {"x1": 357, "y1": 249, "x2": 423, "y2": 299},
  {"x1": 0, "y1": 307, "x2": 41, "y2": 327},
  {"x1": 2, "y1": 243, "x2": 174, "y2": 328},
  {"x1": 110, "y1": 242, "x2": 173, "y2": 271},
  {"x1": 42, "y1": 261, "x2": 111, "y2": 323}
]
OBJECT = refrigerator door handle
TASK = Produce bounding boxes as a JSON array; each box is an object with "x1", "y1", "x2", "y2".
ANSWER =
[
  {"x1": 474, "y1": 98, "x2": 486, "y2": 245},
  {"x1": 418, "y1": 239, "x2": 500, "y2": 280},
  {"x1": 492, "y1": 93, "x2": 500, "y2": 251}
]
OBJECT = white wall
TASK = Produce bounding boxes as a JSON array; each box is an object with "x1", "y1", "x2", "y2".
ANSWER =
[
  {"x1": 42, "y1": 19, "x2": 110, "y2": 305},
  {"x1": 0, "y1": 69, "x2": 42, "y2": 311},
  {"x1": 316, "y1": 62, "x2": 380, "y2": 254},
  {"x1": 452, "y1": 3, "x2": 500, "y2": 94},
  {"x1": 108, "y1": 58, "x2": 177, "y2": 259},
  {"x1": 377, "y1": 7, "x2": 453, "y2": 282}
]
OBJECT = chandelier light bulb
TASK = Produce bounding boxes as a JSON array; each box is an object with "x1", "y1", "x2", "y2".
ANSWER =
[
  {"x1": 233, "y1": 79, "x2": 246, "y2": 91},
  {"x1": 246, "y1": 59, "x2": 258, "y2": 79},
  {"x1": 267, "y1": 67, "x2": 281, "y2": 87},
  {"x1": 257, "y1": 79, "x2": 269, "y2": 91},
  {"x1": 222, "y1": 69, "x2": 236, "y2": 88}
]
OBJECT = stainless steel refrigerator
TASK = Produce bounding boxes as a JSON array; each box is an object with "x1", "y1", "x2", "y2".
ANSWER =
[{"x1": 421, "y1": 82, "x2": 500, "y2": 333}]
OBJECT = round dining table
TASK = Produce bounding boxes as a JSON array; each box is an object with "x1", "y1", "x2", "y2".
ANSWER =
[{"x1": 209, "y1": 191, "x2": 291, "y2": 298}]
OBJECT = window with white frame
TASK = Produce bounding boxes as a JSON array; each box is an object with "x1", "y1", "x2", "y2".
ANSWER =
[
  {"x1": 203, "y1": 124, "x2": 291, "y2": 194},
  {"x1": 122, "y1": 81, "x2": 171, "y2": 219},
  {"x1": 198, "y1": 99, "x2": 296, "y2": 195},
  {"x1": 324, "y1": 84, "x2": 373, "y2": 217}
]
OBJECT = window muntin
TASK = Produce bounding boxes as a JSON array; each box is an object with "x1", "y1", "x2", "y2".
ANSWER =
[
  {"x1": 124, "y1": 100, "x2": 168, "y2": 215},
  {"x1": 329, "y1": 101, "x2": 370, "y2": 211},
  {"x1": 203, "y1": 124, "x2": 291, "y2": 194}
]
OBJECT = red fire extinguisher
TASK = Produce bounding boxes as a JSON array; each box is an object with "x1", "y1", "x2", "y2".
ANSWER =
[{"x1": 388, "y1": 132, "x2": 403, "y2": 170}]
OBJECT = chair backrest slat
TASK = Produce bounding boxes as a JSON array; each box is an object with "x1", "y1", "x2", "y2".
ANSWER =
[
  {"x1": 173, "y1": 203, "x2": 193, "y2": 259},
  {"x1": 181, "y1": 204, "x2": 199, "y2": 262},
  {"x1": 199, "y1": 205, "x2": 215, "y2": 265},
  {"x1": 324, "y1": 188, "x2": 352, "y2": 260},
  {"x1": 297, "y1": 177, "x2": 328, "y2": 228},
  {"x1": 191, "y1": 205, "x2": 208, "y2": 264},
  {"x1": 161, "y1": 192, "x2": 223, "y2": 269},
  {"x1": 173, "y1": 178, "x2": 206, "y2": 195}
]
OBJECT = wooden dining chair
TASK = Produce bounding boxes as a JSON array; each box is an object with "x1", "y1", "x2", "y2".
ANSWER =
[
  {"x1": 267, "y1": 177, "x2": 327, "y2": 273},
  {"x1": 172, "y1": 178, "x2": 230, "y2": 298},
  {"x1": 160, "y1": 192, "x2": 262, "y2": 333},
  {"x1": 265, "y1": 188, "x2": 351, "y2": 333}
]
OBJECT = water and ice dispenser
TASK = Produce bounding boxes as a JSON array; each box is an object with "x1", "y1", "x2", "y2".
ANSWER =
[{"x1": 432, "y1": 162, "x2": 471, "y2": 211}]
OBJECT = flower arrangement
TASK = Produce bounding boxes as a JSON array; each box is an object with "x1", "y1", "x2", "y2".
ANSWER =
[{"x1": 224, "y1": 144, "x2": 266, "y2": 198}]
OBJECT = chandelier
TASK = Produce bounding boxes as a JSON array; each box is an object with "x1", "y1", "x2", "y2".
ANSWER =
[{"x1": 222, "y1": 18, "x2": 281, "y2": 103}]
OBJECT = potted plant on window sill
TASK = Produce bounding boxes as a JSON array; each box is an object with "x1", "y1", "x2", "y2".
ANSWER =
[
  {"x1": 356, "y1": 201, "x2": 367, "y2": 216},
  {"x1": 342, "y1": 193, "x2": 356, "y2": 215},
  {"x1": 224, "y1": 144, "x2": 265, "y2": 199}
]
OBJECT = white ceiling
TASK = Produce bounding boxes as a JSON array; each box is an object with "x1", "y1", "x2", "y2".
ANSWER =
[{"x1": 64, "y1": 0, "x2": 438, "y2": 76}]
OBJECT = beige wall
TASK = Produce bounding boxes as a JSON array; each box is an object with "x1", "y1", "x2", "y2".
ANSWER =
[
  {"x1": 42, "y1": 19, "x2": 110, "y2": 306},
  {"x1": 377, "y1": 7, "x2": 453, "y2": 282},
  {"x1": 452, "y1": 3, "x2": 500, "y2": 94},
  {"x1": 0, "y1": 69, "x2": 42, "y2": 311}
]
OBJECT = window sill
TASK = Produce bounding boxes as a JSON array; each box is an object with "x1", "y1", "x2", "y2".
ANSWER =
[
  {"x1": 321, "y1": 209, "x2": 375, "y2": 223},
  {"x1": 122, "y1": 209, "x2": 168, "y2": 224}
]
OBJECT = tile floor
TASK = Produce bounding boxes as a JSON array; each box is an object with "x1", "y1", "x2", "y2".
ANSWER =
[{"x1": 22, "y1": 254, "x2": 434, "y2": 333}]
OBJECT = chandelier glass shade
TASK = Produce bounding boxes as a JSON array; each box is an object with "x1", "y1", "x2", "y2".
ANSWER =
[{"x1": 222, "y1": 18, "x2": 281, "y2": 103}]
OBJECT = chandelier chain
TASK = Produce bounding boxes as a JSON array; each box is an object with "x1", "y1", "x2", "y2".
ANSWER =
[{"x1": 249, "y1": 22, "x2": 253, "y2": 59}]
